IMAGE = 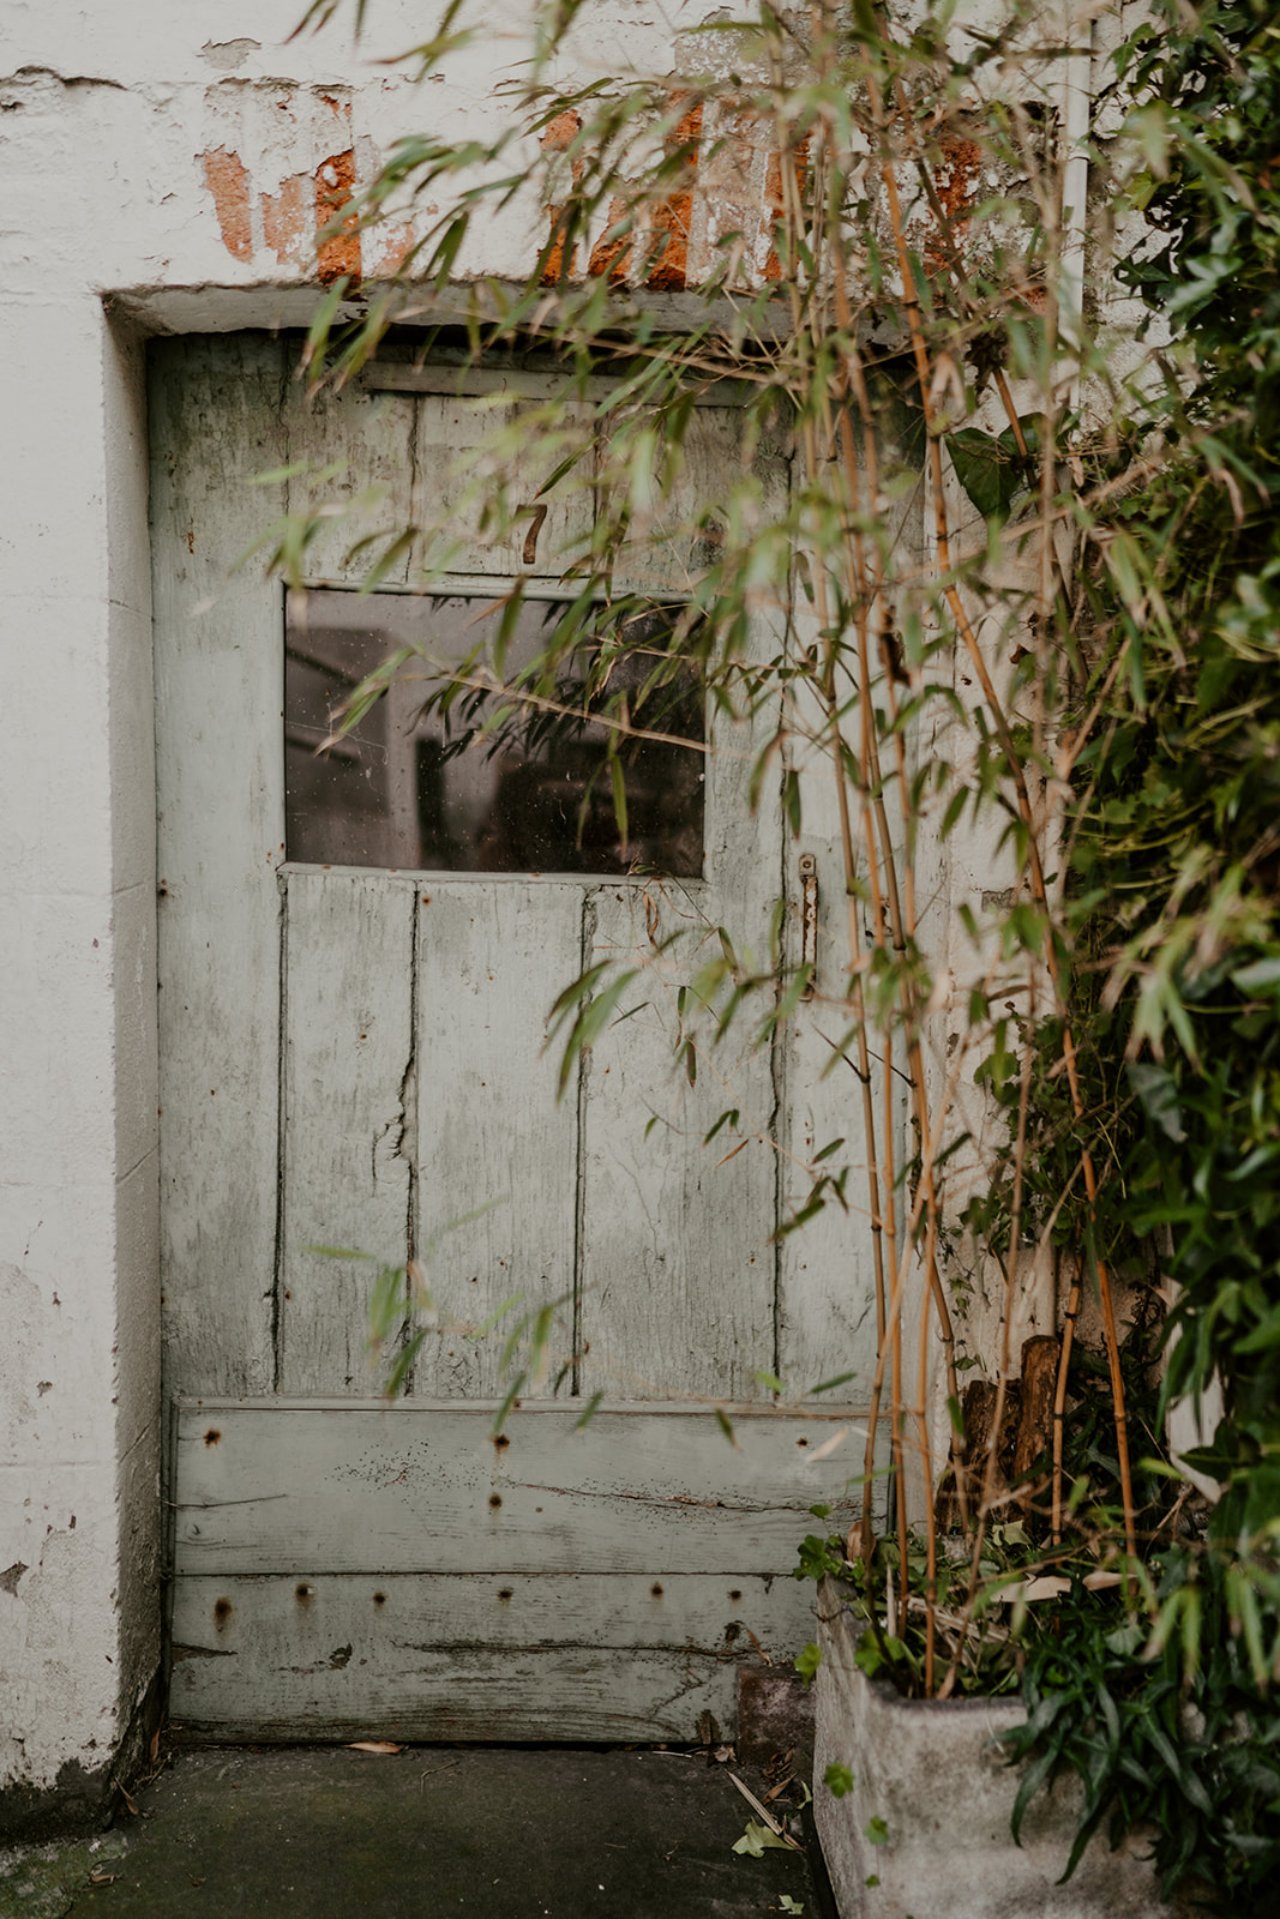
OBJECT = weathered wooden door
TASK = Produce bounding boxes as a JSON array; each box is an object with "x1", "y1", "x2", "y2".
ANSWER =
[{"x1": 153, "y1": 333, "x2": 872, "y2": 1742}]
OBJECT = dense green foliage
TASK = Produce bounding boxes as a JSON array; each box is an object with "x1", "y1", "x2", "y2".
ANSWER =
[
  {"x1": 1090, "y1": 0, "x2": 1280, "y2": 1516},
  {"x1": 986, "y1": 5, "x2": 1280, "y2": 1903}
]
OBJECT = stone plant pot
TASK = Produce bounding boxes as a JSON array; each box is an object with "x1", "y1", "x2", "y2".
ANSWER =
[{"x1": 812, "y1": 1576, "x2": 1189, "y2": 1919}]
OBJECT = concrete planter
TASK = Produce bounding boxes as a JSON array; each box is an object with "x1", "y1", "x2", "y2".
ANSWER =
[{"x1": 812, "y1": 1577, "x2": 1188, "y2": 1919}]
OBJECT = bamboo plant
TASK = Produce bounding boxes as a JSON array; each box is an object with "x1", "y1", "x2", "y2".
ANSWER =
[{"x1": 271, "y1": 0, "x2": 1280, "y2": 1899}]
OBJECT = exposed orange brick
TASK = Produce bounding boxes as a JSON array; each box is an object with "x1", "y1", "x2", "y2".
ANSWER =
[
  {"x1": 261, "y1": 173, "x2": 308, "y2": 267},
  {"x1": 646, "y1": 98, "x2": 703, "y2": 292},
  {"x1": 201, "y1": 147, "x2": 252, "y2": 262},
  {"x1": 762, "y1": 135, "x2": 809, "y2": 282},
  {"x1": 541, "y1": 109, "x2": 582, "y2": 153},
  {"x1": 314, "y1": 148, "x2": 361, "y2": 285},
  {"x1": 539, "y1": 110, "x2": 584, "y2": 284},
  {"x1": 587, "y1": 194, "x2": 632, "y2": 283}
]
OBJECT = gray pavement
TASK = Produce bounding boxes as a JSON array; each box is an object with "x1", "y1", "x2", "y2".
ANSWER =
[{"x1": 0, "y1": 1747, "x2": 830, "y2": 1919}]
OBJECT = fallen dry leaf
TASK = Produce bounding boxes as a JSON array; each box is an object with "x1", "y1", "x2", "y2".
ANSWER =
[{"x1": 347, "y1": 1739, "x2": 403, "y2": 1755}]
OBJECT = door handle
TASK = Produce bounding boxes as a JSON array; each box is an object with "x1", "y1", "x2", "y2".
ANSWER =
[{"x1": 799, "y1": 851, "x2": 818, "y2": 997}]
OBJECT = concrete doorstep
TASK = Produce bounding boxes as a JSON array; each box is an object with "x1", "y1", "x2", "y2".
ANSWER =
[{"x1": 0, "y1": 1746, "x2": 835, "y2": 1919}]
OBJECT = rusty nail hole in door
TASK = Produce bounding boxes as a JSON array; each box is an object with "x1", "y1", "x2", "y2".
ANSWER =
[
  {"x1": 497, "y1": 1587, "x2": 513, "y2": 1602},
  {"x1": 203, "y1": 1428, "x2": 221, "y2": 1447},
  {"x1": 493, "y1": 1434, "x2": 510, "y2": 1451},
  {"x1": 650, "y1": 1583, "x2": 664, "y2": 1598},
  {"x1": 488, "y1": 1494, "x2": 502, "y2": 1510},
  {"x1": 729, "y1": 1589, "x2": 743, "y2": 1601},
  {"x1": 372, "y1": 1591, "x2": 386, "y2": 1607},
  {"x1": 213, "y1": 1598, "x2": 232, "y2": 1626},
  {"x1": 795, "y1": 1436, "x2": 809, "y2": 1447},
  {"x1": 296, "y1": 1583, "x2": 313, "y2": 1602}
]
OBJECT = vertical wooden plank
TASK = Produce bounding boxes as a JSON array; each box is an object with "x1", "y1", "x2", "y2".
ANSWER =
[
  {"x1": 278, "y1": 870, "x2": 415, "y2": 1394},
  {"x1": 285, "y1": 382, "x2": 417, "y2": 586},
  {"x1": 152, "y1": 335, "x2": 287, "y2": 1398},
  {"x1": 413, "y1": 882, "x2": 582, "y2": 1396},
  {"x1": 414, "y1": 394, "x2": 595, "y2": 577},
  {"x1": 775, "y1": 464, "x2": 922, "y2": 1426},
  {"x1": 579, "y1": 408, "x2": 789, "y2": 1405},
  {"x1": 578, "y1": 882, "x2": 778, "y2": 1404},
  {"x1": 774, "y1": 626, "x2": 881, "y2": 1404}
]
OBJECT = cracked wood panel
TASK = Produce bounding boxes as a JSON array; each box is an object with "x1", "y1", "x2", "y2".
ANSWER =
[
  {"x1": 285, "y1": 380, "x2": 417, "y2": 587},
  {"x1": 173, "y1": 1403, "x2": 864, "y2": 1577},
  {"x1": 171, "y1": 1643, "x2": 740, "y2": 1745},
  {"x1": 774, "y1": 657, "x2": 883, "y2": 1406},
  {"x1": 169, "y1": 1571, "x2": 809, "y2": 1742},
  {"x1": 152, "y1": 334, "x2": 288, "y2": 1398},
  {"x1": 412, "y1": 883, "x2": 581, "y2": 1398},
  {"x1": 414, "y1": 394, "x2": 595, "y2": 578},
  {"x1": 579, "y1": 881, "x2": 778, "y2": 1402},
  {"x1": 278, "y1": 869, "x2": 416, "y2": 1395},
  {"x1": 580, "y1": 413, "x2": 788, "y2": 1401}
]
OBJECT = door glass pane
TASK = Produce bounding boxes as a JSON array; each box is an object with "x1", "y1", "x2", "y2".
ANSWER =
[{"x1": 285, "y1": 589, "x2": 704, "y2": 876}]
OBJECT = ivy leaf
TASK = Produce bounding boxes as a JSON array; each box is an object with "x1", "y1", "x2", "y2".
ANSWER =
[
  {"x1": 946, "y1": 420, "x2": 1036, "y2": 520},
  {"x1": 794, "y1": 1642, "x2": 822, "y2": 1685},
  {"x1": 1127, "y1": 1061, "x2": 1187, "y2": 1142}
]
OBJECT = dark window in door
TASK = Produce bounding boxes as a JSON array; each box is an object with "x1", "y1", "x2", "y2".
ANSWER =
[{"x1": 284, "y1": 589, "x2": 704, "y2": 877}]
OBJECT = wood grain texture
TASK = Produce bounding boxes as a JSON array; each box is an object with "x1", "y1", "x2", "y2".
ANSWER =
[
  {"x1": 605, "y1": 406, "x2": 789, "y2": 596},
  {"x1": 172, "y1": 1401, "x2": 868, "y2": 1577},
  {"x1": 169, "y1": 1565, "x2": 809, "y2": 1750},
  {"x1": 171, "y1": 1641, "x2": 741, "y2": 1744},
  {"x1": 775, "y1": 614, "x2": 886, "y2": 1408},
  {"x1": 285, "y1": 382, "x2": 417, "y2": 586},
  {"x1": 412, "y1": 883, "x2": 583, "y2": 1398},
  {"x1": 170, "y1": 1569, "x2": 813, "y2": 1741},
  {"x1": 279, "y1": 869, "x2": 416, "y2": 1395},
  {"x1": 152, "y1": 334, "x2": 288, "y2": 1398},
  {"x1": 415, "y1": 394, "x2": 594, "y2": 578},
  {"x1": 578, "y1": 882, "x2": 778, "y2": 1402},
  {"x1": 579, "y1": 452, "x2": 789, "y2": 1402}
]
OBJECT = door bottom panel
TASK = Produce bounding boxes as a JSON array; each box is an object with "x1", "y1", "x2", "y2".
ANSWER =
[{"x1": 169, "y1": 1399, "x2": 868, "y2": 1742}]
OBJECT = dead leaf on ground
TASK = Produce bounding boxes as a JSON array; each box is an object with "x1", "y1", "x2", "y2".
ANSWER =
[{"x1": 348, "y1": 1739, "x2": 403, "y2": 1755}]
